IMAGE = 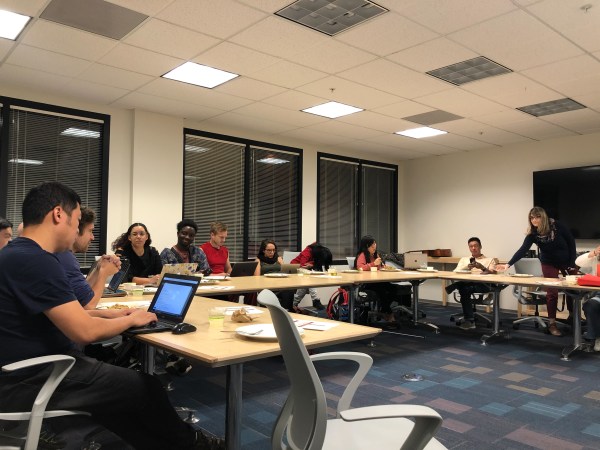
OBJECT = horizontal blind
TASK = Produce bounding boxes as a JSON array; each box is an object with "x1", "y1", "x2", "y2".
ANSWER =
[
  {"x1": 184, "y1": 135, "x2": 245, "y2": 262},
  {"x1": 5, "y1": 108, "x2": 104, "y2": 266},
  {"x1": 318, "y1": 158, "x2": 358, "y2": 259},
  {"x1": 361, "y1": 164, "x2": 395, "y2": 254},
  {"x1": 248, "y1": 146, "x2": 299, "y2": 258}
]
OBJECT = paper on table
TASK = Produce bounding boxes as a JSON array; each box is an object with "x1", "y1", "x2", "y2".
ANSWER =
[
  {"x1": 224, "y1": 306, "x2": 264, "y2": 315},
  {"x1": 309, "y1": 274, "x2": 342, "y2": 279},
  {"x1": 536, "y1": 281, "x2": 562, "y2": 286},
  {"x1": 293, "y1": 319, "x2": 339, "y2": 331},
  {"x1": 197, "y1": 285, "x2": 235, "y2": 291}
]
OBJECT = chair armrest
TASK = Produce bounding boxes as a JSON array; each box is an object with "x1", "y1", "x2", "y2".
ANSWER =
[
  {"x1": 2, "y1": 355, "x2": 75, "y2": 373},
  {"x1": 311, "y1": 352, "x2": 372, "y2": 416},
  {"x1": 340, "y1": 405, "x2": 443, "y2": 450}
]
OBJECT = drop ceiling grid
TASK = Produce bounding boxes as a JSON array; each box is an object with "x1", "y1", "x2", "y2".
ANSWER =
[
  {"x1": 98, "y1": 43, "x2": 183, "y2": 76},
  {"x1": 289, "y1": 39, "x2": 378, "y2": 74},
  {"x1": 414, "y1": 88, "x2": 509, "y2": 118},
  {"x1": 6, "y1": 45, "x2": 93, "y2": 78},
  {"x1": 232, "y1": 101, "x2": 329, "y2": 128},
  {"x1": 244, "y1": 59, "x2": 328, "y2": 89},
  {"x1": 385, "y1": 38, "x2": 478, "y2": 73},
  {"x1": 194, "y1": 42, "x2": 282, "y2": 77},
  {"x1": 216, "y1": 77, "x2": 288, "y2": 101},
  {"x1": 77, "y1": 63, "x2": 155, "y2": 91}
]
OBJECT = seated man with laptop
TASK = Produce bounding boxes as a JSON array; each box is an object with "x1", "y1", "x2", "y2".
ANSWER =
[
  {"x1": 55, "y1": 206, "x2": 124, "y2": 310},
  {"x1": 0, "y1": 182, "x2": 224, "y2": 450},
  {"x1": 445, "y1": 237, "x2": 499, "y2": 330}
]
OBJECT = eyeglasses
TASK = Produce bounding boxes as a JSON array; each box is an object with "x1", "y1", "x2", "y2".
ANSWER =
[
  {"x1": 529, "y1": 215, "x2": 541, "y2": 220},
  {"x1": 264, "y1": 248, "x2": 276, "y2": 253}
]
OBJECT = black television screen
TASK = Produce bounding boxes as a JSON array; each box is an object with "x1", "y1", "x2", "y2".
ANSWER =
[{"x1": 533, "y1": 165, "x2": 600, "y2": 239}]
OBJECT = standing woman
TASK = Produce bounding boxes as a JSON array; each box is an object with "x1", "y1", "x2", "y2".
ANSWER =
[
  {"x1": 113, "y1": 222, "x2": 163, "y2": 285},
  {"x1": 497, "y1": 207, "x2": 576, "y2": 336},
  {"x1": 354, "y1": 235, "x2": 400, "y2": 322}
]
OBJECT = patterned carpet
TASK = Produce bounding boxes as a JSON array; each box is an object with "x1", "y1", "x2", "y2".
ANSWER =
[{"x1": 169, "y1": 301, "x2": 600, "y2": 449}]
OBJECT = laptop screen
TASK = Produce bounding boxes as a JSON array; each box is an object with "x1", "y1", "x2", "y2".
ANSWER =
[
  {"x1": 149, "y1": 274, "x2": 199, "y2": 321},
  {"x1": 107, "y1": 259, "x2": 130, "y2": 291}
]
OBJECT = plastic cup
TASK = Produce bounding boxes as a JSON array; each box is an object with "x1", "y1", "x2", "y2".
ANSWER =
[
  {"x1": 208, "y1": 307, "x2": 226, "y2": 327},
  {"x1": 328, "y1": 268, "x2": 338, "y2": 276},
  {"x1": 132, "y1": 286, "x2": 144, "y2": 296},
  {"x1": 370, "y1": 267, "x2": 377, "y2": 272}
]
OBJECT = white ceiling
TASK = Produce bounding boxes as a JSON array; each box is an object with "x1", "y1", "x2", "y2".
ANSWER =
[{"x1": 1, "y1": 0, "x2": 600, "y2": 160}]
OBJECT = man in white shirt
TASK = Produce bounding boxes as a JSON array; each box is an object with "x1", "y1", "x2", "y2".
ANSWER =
[{"x1": 446, "y1": 237, "x2": 499, "y2": 330}]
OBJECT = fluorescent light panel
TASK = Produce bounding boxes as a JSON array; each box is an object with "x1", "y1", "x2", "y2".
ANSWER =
[
  {"x1": 302, "y1": 101, "x2": 363, "y2": 119},
  {"x1": 427, "y1": 56, "x2": 512, "y2": 86},
  {"x1": 0, "y1": 9, "x2": 32, "y2": 40},
  {"x1": 163, "y1": 62, "x2": 238, "y2": 89},
  {"x1": 395, "y1": 127, "x2": 447, "y2": 139},
  {"x1": 9, "y1": 158, "x2": 43, "y2": 165},
  {"x1": 61, "y1": 128, "x2": 100, "y2": 138}
]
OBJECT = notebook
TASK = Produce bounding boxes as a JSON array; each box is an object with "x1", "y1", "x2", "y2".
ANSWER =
[
  {"x1": 99, "y1": 259, "x2": 130, "y2": 298},
  {"x1": 126, "y1": 273, "x2": 200, "y2": 334},
  {"x1": 403, "y1": 252, "x2": 428, "y2": 269},
  {"x1": 230, "y1": 261, "x2": 259, "y2": 277},
  {"x1": 280, "y1": 263, "x2": 300, "y2": 274}
]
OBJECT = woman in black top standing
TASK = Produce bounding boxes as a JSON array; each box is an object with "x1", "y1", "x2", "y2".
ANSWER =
[
  {"x1": 113, "y1": 222, "x2": 162, "y2": 285},
  {"x1": 497, "y1": 207, "x2": 576, "y2": 336}
]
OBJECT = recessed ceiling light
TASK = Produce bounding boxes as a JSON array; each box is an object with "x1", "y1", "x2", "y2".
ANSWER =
[
  {"x1": 61, "y1": 128, "x2": 100, "y2": 138},
  {"x1": 302, "y1": 101, "x2": 363, "y2": 119},
  {"x1": 257, "y1": 157, "x2": 289, "y2": 165},
  {"x1": 0, "y1": 9, "x2": 32, "y2": 40},
  {"x1": 395, "y1": 127, "x2": 447, "y2": 139},
  {"x1": 9, "y1": 158, "x2": 43, "y2": 165},
  {"x1": 163, "y1": 62, "x2": 239, "y2": 89}
]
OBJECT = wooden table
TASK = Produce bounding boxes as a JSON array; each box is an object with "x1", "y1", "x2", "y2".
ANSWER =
[{"x1": 128, "y1": 297, "x2": 380, "y2": 450}]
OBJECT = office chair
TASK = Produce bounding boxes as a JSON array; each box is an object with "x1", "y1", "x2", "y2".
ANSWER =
[
  {"x1": 346, "y1": 256, "x2": 356, "y2": 269},
  {"x1": 283, "y1": 251, "x2": 301, "y2": 264},
  {"x1": 0, "y1": 355, "x2": 89, "y2": 450},
  {"x1": 449, "y1": 291, "x2": 493, "y2": 328},
  {"x1": 257, "y1": 289, "x2": 447, "y2": 450},
  {"x1": 511, "y1": 258, "x2": 550, "y2": 331}
]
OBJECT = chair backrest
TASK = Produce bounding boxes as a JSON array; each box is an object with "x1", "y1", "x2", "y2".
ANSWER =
[
  {"x1": 346, "y1": 257, "x2": 355, "y2": 269},
  {"x1": 282, "y1": 251, "x2": 300, "y2": 264},
  {"x1": 258, "y1": 290, "x2": 327, "y2": 450},
  {"x1": 512, "y1": 258, "x2": 546, "y2": 304},
  {"x1": 513, "y1": 258, "x2": 544, "y2": 277}
]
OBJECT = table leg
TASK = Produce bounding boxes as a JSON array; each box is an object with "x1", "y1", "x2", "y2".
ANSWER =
[
  {"x1": 410, "y1": 280, "x2": 439, "y2": 333},
  {"x1": 561, "y1": 293, "x2": 591, "y2": 361},
  {"x1": 481, "y1": 287, "x2": 508, "y2": 346},
  {"x1": 226, "y1": 363, "x2": 243, "y2": 450},
  {"x1": 348, "y1": 284, "x2": 359, "y2": 324},
  {"x1": 141, "y1": 343, "x2": 155, "y2": 374}
]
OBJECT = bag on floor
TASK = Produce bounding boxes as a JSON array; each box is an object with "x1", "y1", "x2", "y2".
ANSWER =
[{"x1": 327, "y1": 288, "x2": 351, "y2": 321}]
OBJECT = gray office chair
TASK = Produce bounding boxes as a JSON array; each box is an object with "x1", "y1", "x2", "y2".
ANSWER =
[
  {"x1": 0, "y1": 355, "x2": 89, "y2": 450},
  {"x1": 346, "y1": 257, "x2": 356, "y2": 269},
  {"x1": 257, "y1": 289, "x2": 447, "y2": 450},
  {"x1": 512, "y1": 258, "x2": 550, "y2": 330},
  {"x1": 449, "y1": 291, "x2": 493, "y2": 327}
]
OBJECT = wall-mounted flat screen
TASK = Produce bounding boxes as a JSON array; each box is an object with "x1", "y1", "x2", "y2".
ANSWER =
[{"x1": 533, "y1": 165, "x2": 600, "y2": 239}]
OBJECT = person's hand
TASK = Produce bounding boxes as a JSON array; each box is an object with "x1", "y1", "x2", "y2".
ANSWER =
[
  {"x1": 98, "y1": 255, "x2": 120, "y2": 276},
  {"x1": 129, "y1": 309, "x2": 157, "y2": 327},
  {"x1": 590, "y1": 246, "x2": 600, "y2": 258},
  {"x1": 149, "y1": 274, "x2": 161, "y2": 285},
  {"x1": 374, "y1": 257, "x2": 382, "y2": 266},
  {"x1": 495, "y1": 264, "x2": 509, "y2": 272}
]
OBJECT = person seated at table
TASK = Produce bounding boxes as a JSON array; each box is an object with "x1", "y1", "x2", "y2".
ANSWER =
[
  {"x1": 200, "y1": 221, "x2": 232, "y2": 275},
  {"x1": 113, "y1": 223, "x2": 162, "y2": 285},
  {"x1": 160, "y1": 219, "x2": 209, "y2": 274},
  {"x1": 354, "y1": 235, "x2": 406, "y2": 323},
  {"x1": 254, "y1": 239, "x2": 294, "y2": 310},
  {"x1": 292, "y1": 242, "x2": 331, "y2": 311},
  {"x1": 575, "y1": 245, "x2": 600, "y2": 351},
  {"x1": 445, "y1": 237, "x2": 499, "y2": 330},
  {"x1": 0, "y1": 181, "x2": 224, "y2": 450},
  {"x1": 56, "y1": 206, "x2": 121, "y2": 310},
  {"x1": 0, "y1": 217, "x2": 13, "y2": 251}
]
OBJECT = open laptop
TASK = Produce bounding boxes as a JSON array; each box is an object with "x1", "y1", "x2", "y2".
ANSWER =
[
  {"x1": 127, "y1": 273, "x2": 200, "y2": 334},
  {"x1": 403, "y1": 252, "x2": 428, "y2": 270},
  {"x1": 280, "y1": 263, "x2": 300, "y2": 274},
  {"x1": 229, "y1": 261, "x2": 259, "y2": 277},
  {"x1": 91, "y1": 259, "x2": 130, "y2": 298}
]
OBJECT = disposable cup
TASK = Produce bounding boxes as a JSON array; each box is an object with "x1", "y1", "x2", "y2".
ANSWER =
[{"x1": 208, "y1": 307, "x2": 226, "y2": 327}]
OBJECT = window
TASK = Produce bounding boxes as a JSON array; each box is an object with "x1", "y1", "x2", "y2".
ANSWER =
[
  {"x1": 0, "y1": 97, "x2": 110, "y2": 266},
  {"x1": 184, "y1": 130, "x2": 301, "y2": 261},
  {"x1": 317, "y1": 153, "x2": 397, "y2": 260}
]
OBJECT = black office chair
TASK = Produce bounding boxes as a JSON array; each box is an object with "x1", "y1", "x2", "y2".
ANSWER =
[
  {"x1": 449, "y1": 291, "x2": 493, "y2": 327},
  {"x1": 511, "y1": 258, "x2": 550, "y2": 331}
]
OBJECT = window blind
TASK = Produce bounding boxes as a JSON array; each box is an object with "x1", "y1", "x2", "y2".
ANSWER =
[{"x1": 361, "y1": 164, "x2": 395, "y2": 254}]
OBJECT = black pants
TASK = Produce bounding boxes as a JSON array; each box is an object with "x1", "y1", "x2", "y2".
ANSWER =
[
  {"x1": 364, "y1": 282, "x2": 410, "y2": 314},
  {"x1": 449, "y1": 282, "x2": 491, "y2": 320},
  {"x1": 0, "y1": 351, "x2": 196, "y2": 450}
]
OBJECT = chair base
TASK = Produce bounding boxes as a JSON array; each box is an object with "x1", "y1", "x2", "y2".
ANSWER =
[
  {"x1": 451, "y1": 312, "x2": 492, "y2": 328},
  {"x1": 512, "y1": 315, "x2": 549, "y2": 330}
]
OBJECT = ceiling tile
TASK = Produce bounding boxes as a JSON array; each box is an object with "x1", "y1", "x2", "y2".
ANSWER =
[
  {"x1": 527, "y1": 0, "x2": 600, "y2": 52},
  {"x1": 337, "y1": 111, "x2": 412, "y2": 134},
  {"x1": 194, "y1": 42, "x2": 281, "y2": 77},
  {"x1": 540, "y1": 109, "x2": 600, "y2": 134},
  {"x1": 292, "y1": 39, "x2": 377, "y2": 74},
  {"x1": 157, "y1": 0, "x2": 267, "y2": 39},
  {"x1": 331, "y1": 138, "x2": 426, "y2": 160},
  {"x1": 427, "y1": 133, "x2": 492, "y2": 151},
  {"x1": 262, "y1": 90, "x2": 328, "y2": 111},
  {"x1": 462, "y1": 72, "x2": 560, "y2": 108},
  {"x1": 124, "y1": 19, "x2": 220, "y2": 59},
  {"x1": 277, "y1": 127, "x2": 354, "y2": 146},
  {"x1": 248, "y1": 60, "x2": 328, "y2": 89},
  {"x1": 368, "y1": 133, "x2": 460, "y2": 155},
  {"x1": 335, "y1": 12, "x2": 438, "y2": 56},
  {"x1": 0, "y1": 64, "x2": 70, "y2": 92},
  {"x1": 372, "y1": 101, "x2": 435, "y2": 119},
  {"x1": 0, "y1": 0, "x2": 50, "y2": 16},
  {"x1": 0, "y1": 40, "x2": 13, "y2": 60},
  {"x1": 6, "y1": 45, "x2": 91, "y2": 77},
  {"x1": 302, "y1": 119, "x2": 386, "y2": 140},
  {"x1": 498, "y1": 118, "x2": 577, "y2": 141},
  {"x1": 106, "y1": 0, "x2": 175, "y2": 16},
  {"x1": 476, "y1": 108, "x2": 533, "y2": 127},
  {"x1": 338, "y1": 59, "x2": 451, "y2": 99},
  {"x1": 114, "y1": 91, "x2": 224, "y2": 121},
  {"x1": 229, "y1": 16, "x2": 330, "y2": 58},
  {"x1": 99, "y1": 43, "x2": 183, "y2": 76},
  {"x1": 22, "y1": 20, "x2": 117, "y2": 60},
  {"x1": 415, "y1": 89, "x2": 507, "y2": 117},
  {"x1": 449, "y1": 9, "x2": 583, "y2": 71},
  {"x1": 199, "y1": 111, "x2": 298, "y2": 135},
  {"x1": 51, "y1": 79, "x2": 129, "y2": 104},
  {"x1": 77, "y1": 63, "x2": 154, "y2": 90},
  {"x1": 297, "y1": 75, "x2": 406, "y2": 110},
  {"x1": 236, "y1": 0, "x2": 296, "y2": 13},
  {"x1": 234, "y1": 102, "x2": 328, "y2": 127},
  {"x1": 217, "y1": 77, "x2": 287, "y2": 101},
  {"x1": 440, "y1": 119, "x2": 533, "y2": 146},
  {"x1": 386, "y1": 38, "x2": 477, "y2": 73}
]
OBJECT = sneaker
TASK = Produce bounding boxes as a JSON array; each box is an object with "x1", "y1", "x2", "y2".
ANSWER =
[
  {"x1": 194, "y1": 430, "x2": 226, "y2": 450},
  {"x1": 595, "y1": 338, "x2": 600, "y2": 352},
  {"x1": 459, "y1": 320, "x2": 475, "y2": 330},
  {"x1": 548, "y1": 323, "x2": 562, "y2": 337},
  {"x1": 166, "y1": 357, "x2": 192, "y2": 376},
  {"x1": 312, "y1": 299, "x2": 325, "y2": 310}
]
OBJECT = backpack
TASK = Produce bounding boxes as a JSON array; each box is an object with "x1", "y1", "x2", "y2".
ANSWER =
[{"x1": 327, "y1": 288, "x2": 350, "y2": 321}]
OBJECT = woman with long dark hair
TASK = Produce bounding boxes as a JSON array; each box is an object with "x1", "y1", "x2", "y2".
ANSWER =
[
  {"x1": 497, "y1": 206, "x2": 576, "y2": 336},
  {"x1": 254, "y1": 238, "x2": 283, "y2": 275},
  {"x1": 113, "y1": 222, "x2": 162, "y2": 285}
]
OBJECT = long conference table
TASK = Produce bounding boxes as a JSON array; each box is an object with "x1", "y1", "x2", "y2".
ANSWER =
[{"x1": 106, "y1": 270, "x2": 600, "y2": 449}]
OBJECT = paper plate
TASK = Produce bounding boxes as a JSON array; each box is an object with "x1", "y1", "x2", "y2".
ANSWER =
[
  {"x1": 235, "y1": 324, "x2": 304, "y2": 340},
  {"x1": 341, "y1": 269, "x2": 360, "y2": 273},
  {"x1": 417, "y1": 269, "x2": 438, "y2": 273},
  {"x1": 264, "y1": 273, "x2": 290, "y2": 278},
  {"x1": 510, "y1": 273, "x2": 534, "y2": 278}
]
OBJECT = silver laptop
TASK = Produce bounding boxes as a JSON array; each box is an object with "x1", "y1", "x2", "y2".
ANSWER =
[
  {"x1": 280, "y1": 263, "x2": 300, "y2": 274},
  {"x1": 403, "y1": 252, "x2": 428, "y2": 269}
]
